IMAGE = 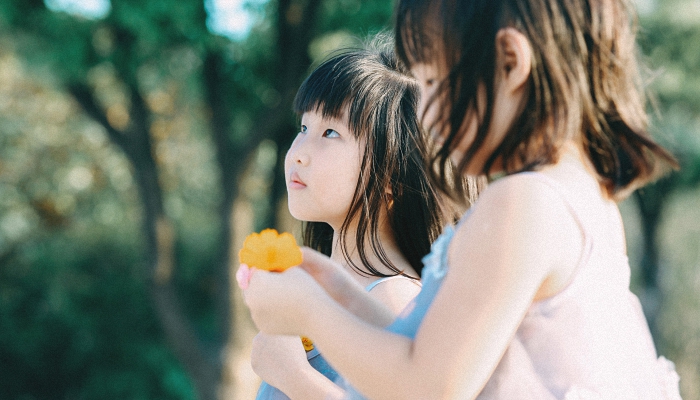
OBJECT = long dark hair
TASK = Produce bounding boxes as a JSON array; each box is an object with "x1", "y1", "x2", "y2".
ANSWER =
[
  {"x1": 293, "y1": 37, "x2": 444, "y2": 278},
  {"x1": 396, "y1": 0, "x2": 677, "y2": 201}
]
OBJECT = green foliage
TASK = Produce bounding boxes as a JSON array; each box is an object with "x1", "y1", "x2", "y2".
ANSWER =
[
  {"x1": 318, "y1": 0, "x2": 393, "y2": 35},
  {"x1": 629, "y1": 1, "x2": 700, "y2": 397},
  {"x1": 640, "y1": 21, "x2": 700, "y2": 110},
  {"x1": 0, "y1": 231, "x2": 196, "y2": 399},
  {"x1": 2, "y1": 0, "x2": 696, "y2": 398},
  {"x1": 637, "y1": 1, "x2": 700, "y2": 158},
  {"x1": 172, "y1": 223, "x2": 220, "y2": 344}
]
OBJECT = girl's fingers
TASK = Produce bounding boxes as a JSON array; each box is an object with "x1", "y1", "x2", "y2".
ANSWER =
[
  {"x1": 236, "y1": 264, "x2": 253, "y2": 290},
  {"x1": 242, "y1": 267, "x2": 311, "y2": 335}
]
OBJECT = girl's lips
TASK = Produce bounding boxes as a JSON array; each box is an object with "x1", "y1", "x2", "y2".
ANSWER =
[
  {"x1": 289, "y1": 172, "x2": 306, "y2": 189},
  {"x1": 289, "y1": 181, "x2": 306, "y2": 189}
]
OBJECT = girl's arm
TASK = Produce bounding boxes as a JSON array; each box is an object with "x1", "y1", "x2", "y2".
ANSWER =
[
  {"x1": 251, "y1": 333, "x2": 344, "y2": 400},
  {"x1": 244, "y1": 176, "x2": 582, "y2": 399},
  {"x1": 251, "y1": 279, "x2": 420, "y2": 399},
  {"x1": 296, "y1": 248, "x2": 396, "y2": 327}
]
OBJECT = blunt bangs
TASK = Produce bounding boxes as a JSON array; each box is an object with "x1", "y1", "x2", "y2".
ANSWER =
[
  {"x1": 293, "y1": 50, "x2": 414, "y2": 141},
  {"x1": 293, "y1": 52, "x2": 353, "y2": 125}
]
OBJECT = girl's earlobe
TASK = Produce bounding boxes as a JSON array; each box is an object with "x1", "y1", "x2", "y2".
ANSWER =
[{"x1": 496, "y1": 27, "x2": 532, "y2": 92}]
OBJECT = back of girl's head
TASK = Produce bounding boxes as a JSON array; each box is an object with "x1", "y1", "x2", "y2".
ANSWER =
[
  {"x1": 396, "y1": 0, "x2": 677, "y2": 201},
  {"x1": 293, "y1": 35, "x2": 445, "y2": 278}
]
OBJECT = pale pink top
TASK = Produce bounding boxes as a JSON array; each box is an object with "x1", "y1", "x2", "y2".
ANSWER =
[
  {"x1": 340, "y1": 169, "x2": 682, "y2": 399},
  {"x1": 477, "y1": 172, "x2": 681, "y2": 399}
]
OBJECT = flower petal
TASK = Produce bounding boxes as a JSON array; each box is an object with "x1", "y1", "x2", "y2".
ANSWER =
[
  {"x1": 238, "y1": 229, "x2": 302, "y2": 271},
  {"x1": 301, "y1": 336, "x2": 314, "y2": 352}
]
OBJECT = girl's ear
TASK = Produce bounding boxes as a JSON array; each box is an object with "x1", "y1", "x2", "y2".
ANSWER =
[
  {"x1": 495, "y1": 27, "x2": 532, "y2": 93},
  {"x1": 384, "y1": 187, "x2": 394, "y2": 210}
]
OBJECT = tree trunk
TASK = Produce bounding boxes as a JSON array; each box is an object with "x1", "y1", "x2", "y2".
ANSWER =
[
  {"x1": 200, "y1": 0, "x2": 325, "y2": 395},
  {"x1": 68, "y1": 82, "x2": 220, "y2": 400},
  {"x1": 633, "y1": 178, "x2": 672, "y2": 342}
]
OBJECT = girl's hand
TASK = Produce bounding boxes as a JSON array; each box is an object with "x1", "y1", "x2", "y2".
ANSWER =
[
  {"x1": 242, "y1": 265, "x2": 327, "y2": 336},
  {"x1": 250, "y1": 333, "x2": 308, "y2": 389},
  {"x1": 252, "y1": 333, "x2": 346, "y2": 400},
  {"x1": 240, "y1": 246, "x2": 394, "y2": 335}
]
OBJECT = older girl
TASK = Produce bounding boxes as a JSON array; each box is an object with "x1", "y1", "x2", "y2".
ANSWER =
[{"x1": 243, "y1": 1, "x2": 681, "y2": 398}]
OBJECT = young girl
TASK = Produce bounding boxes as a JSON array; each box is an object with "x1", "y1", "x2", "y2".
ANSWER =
[
  {"x1": 251, "y1": 41, "x2": 475, "y2": 399},
  {"x1": 241, "y1": 1, "x2": 683, "y2": 399}
]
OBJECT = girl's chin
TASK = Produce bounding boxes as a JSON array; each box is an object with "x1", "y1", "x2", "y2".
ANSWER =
[
  {"x1": 288, "y1": 209, "x2": 325, "y2": 223},
  {"x1": 288, "y1": 209, "x2": 310, "y2": 221}
]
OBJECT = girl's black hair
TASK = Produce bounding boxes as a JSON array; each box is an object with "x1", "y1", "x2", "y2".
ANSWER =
[
  {"x1": 293, "y1": 37, "x2": 444, "y2": 278},
  {"x1": 396, "y1": 0, "x2": 677, "y2": 201}
]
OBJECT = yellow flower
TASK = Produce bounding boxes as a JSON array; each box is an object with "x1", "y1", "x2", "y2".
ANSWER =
[
  {"x1": 238, "y1": 229, "x2": 302, "y2": 272},
  {"x1": 301, "y1": 336, "x2": 314, "y2": 352}
]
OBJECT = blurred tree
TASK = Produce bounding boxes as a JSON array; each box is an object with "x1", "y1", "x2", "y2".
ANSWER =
[
  {"x1": 634, "y1": 0, "x2": 700, "y2": 340},
  {"x1": 11, "y1": 0, "x2": 697, "y2": 397},
  {"x1": 0, "y1": 0, "x2": 394, "y2": 398}
]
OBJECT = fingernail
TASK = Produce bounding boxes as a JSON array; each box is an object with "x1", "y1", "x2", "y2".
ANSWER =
[{"x1": 236, "y1": 264, "x2": 251, "y2": 290}]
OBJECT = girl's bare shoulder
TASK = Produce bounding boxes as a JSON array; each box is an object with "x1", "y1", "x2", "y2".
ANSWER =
[
  {"x1": 366, "y1": 277, "x2": 421, "y2": 315},
  {"x1": 449, "y1": 171, "x2": 584, "y2": 298}
]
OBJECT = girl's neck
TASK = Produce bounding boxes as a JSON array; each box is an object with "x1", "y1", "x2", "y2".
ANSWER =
[
  {"x1": 537, "y1": 140, "x2": 612, "y2": 200},
  {"x1": 328, "y1": 220, "x2": 417, "y2": 286}
]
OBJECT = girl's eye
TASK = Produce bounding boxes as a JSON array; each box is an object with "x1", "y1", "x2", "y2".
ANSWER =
[
  {"x1": 322, "y1": 129, "x2": 340, "y2": 138},
  {"x1": 299, "y1": 125, "x2": 307, "y2": 134},
  {"x1": 426, "y1": 79, "x2": 436, "y2": 87}
]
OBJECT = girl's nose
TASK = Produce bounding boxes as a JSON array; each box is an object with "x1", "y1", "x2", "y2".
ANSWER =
[
  {"x1": 294, "y1": 152, "x2": 310, "y2": 165},
  {"x1": 286, "y1": 142, "x2": 310, "y2": 167}
]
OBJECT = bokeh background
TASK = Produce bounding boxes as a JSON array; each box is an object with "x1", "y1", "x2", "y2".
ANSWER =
[{"x1": 0, "y1": 0, "x2": 698, "y2": 399}]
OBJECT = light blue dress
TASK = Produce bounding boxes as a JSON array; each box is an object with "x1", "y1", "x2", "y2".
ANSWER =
[
  {"x1": 337, "y1": 224, "x2": 457, "y2": 399},
  {"x1": 254, "y1": 345, "x2": 339, "y2": 400},
  {"x1": 254, "y1": 276, "x2": 420, "y2": 400}
]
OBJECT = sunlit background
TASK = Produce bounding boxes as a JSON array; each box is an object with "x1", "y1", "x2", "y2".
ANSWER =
[
  {"x1": 44, "y1": 0, "x2": 269, "y2": 39},
  {"x1": 0, "y1": 0, "x2": 698, "y2": 399}
]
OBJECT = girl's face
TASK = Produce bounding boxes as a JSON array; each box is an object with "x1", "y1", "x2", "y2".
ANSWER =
[
  {"x1": 411, "y1": 63, "x2": 443, "y2": 143},
  {"x1": 285, "y1": 111, "x2": 364, "y2": 229},
  {"x1": 411, "y1": 62, "x2": 521, "y2": 175},
  {"x1": 411, "y1": 63, "x2": 483, "y2": 172}
]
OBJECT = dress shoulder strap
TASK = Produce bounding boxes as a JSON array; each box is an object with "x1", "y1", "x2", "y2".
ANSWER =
[
  {"x1": 517, "y1": 171, "x2": 589, "y2": 235},
  {"x1": 365, "y1": 275, "x2": 421, "y2": 292},
  {"x1": 516, "y1": 171, "x2": 595, "y2": 311}
]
